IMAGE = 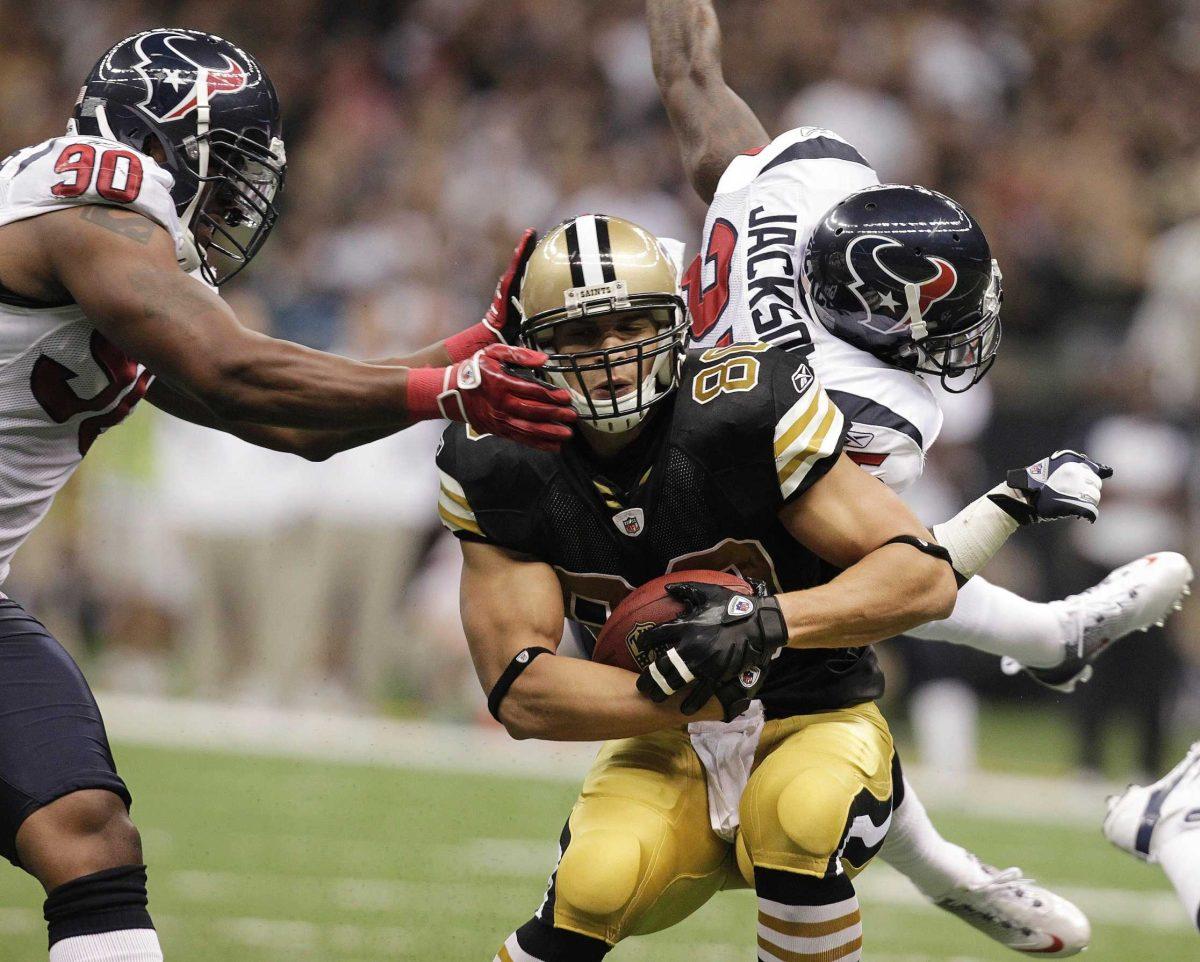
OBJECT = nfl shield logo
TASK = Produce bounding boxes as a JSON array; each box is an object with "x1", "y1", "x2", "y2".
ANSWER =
[
  {"x1": 613, "y1": 508, "x2": 645, "y2": 537},
  {"x1": 727, "y1": 596, "x2": 755, "y2": 618}
]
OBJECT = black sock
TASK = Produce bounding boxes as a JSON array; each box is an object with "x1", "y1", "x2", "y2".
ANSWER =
[
  {"x1": 43, "y1": 864, "x2": 153, "y2": 949},
  {"x1": 509, "y1": 916, "x2": 610, "y2": 961}
]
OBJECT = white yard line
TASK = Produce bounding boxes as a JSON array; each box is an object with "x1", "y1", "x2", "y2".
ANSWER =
[
  {"x1": 6, "y1": 863, "x2": 1188, "y2": 940},
  {"x1": 97, "y1": 690, "x2": 1126, "y2": 826}
]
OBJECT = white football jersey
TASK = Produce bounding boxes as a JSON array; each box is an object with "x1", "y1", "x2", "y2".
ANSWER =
[
  {"x1": 0, "y1": 136, "x2": 186, "y2": 584},
  {"x1": 687, "y1": 126, "x2": 943, "y2": 493}
]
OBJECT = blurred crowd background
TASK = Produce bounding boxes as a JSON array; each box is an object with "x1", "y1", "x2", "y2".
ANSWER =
[{"x1": 1, "y1": 0, "x2": 1198, "y2": 779}]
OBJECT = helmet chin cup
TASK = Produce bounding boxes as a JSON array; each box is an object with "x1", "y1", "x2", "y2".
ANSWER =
[{"x1": 561, "y1": 370, "x2": 663, "y2": 434}]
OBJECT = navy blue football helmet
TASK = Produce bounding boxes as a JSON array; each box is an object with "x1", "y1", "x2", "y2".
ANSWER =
[
  {"x1": 69, "y1": 28, "x2": 285, "y2": 285},
  {"x1": 802, "y1": 184, "x2": 1002, "y2": 392}
]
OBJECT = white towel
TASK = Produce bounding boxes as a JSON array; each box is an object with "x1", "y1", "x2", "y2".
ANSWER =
[{"x1": 687, "y1": 700, "x2": 766, "y2": 842}]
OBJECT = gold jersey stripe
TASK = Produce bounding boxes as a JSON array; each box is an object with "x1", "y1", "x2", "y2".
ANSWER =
[
  {"x1": 777, "y1": 395, "x2": 837, "y2": 478},
  {"x1": 758, "y1": 908, "x2": 861, "y2": 939},
  {"x1": 592, "y1": 480, "x2": 615, "y2": 496},
  {"x1": 639, "y1": 466, "x2": 653, "y2": 485},
  {"x1": 439, "y1": 502, "x2": 483, "y2": 537},
  {"x1": 777, "y1": 399, "x2": 841, "y2": 495},
  {"x1": 497, "y1": 946, "x2": 515, "y2": 962},
  {"x1": 758, "y1": 932, "x2": 862, "y2": 962},
  {"x1": 439, "y1": 482, "x2": 473, "y2": 513},
  {"x1": 773, "y1": 389, "x2": 823, "y2": 459}
]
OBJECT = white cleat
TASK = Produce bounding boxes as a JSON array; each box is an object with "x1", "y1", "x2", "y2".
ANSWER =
[
  {"x1": 934, "y1": 860, "x2": 1091, "y2": 956},
  {"x1": 1001, "y1": 551, "x2": 1194, "y2": 692},
  {"x1": 1103, "y1": 741, "x2": 1200, "y2": 862}
]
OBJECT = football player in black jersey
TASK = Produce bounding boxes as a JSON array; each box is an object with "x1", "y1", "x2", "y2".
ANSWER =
[
  {"x1": 438, "y1": 215, "x2": 1109, "y2": 962},
  {"x1": 637, "y1": 0, "x2": 1190, "y2": 953}
]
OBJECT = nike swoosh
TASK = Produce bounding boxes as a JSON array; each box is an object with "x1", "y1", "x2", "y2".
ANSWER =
[{"x1": 1022, "y1": 935, "x2": 1065, "y2": 954}]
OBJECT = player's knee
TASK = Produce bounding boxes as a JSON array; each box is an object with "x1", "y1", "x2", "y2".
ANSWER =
[
  {"x1": 556, "y1": 829, "x2": 642, "y2": 916},
  {"x1": 18, "y1": 790, "x2": 141, "y2": 888},
  {"x1": 52, "y1": 790, "x2": 140, "y2": 857},
  {"x1": 734, "y1": 832, "x2": 754, "y2": 887},
  {"x1": 775, "y1": 770, "x2": 857, "y2": 861}
]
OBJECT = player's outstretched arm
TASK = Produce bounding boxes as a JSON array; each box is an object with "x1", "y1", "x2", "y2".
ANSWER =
[
  {"x1": 145, "y1": 228, "x2": 564, "y2": 458},
  {"x1": 776, "y1": 453, "x2": 959, "y2": 649},
  {"x1": 29, "y1": 208, "x2": 574, "y2": 448},
  {"x1": 459, "y1": 541, "x2": 721, "y2": 741},
  {"x1": 647, "y1": 0, "x2": 769, "y2": 202},
  {"x1": 144, "y1": 380, "x2": 388, "y2": 461},
  {"x1": 931, "y1": 450, "x2": 1111, "y2": 581}
]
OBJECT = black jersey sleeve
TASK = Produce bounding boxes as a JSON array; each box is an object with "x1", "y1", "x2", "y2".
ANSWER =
[
  {"x1": 435, "y1": 423, "x2": 553, "y2": 553},
  {"x1": 678, "y1": 344, "x2": 847, "y2": 514}
]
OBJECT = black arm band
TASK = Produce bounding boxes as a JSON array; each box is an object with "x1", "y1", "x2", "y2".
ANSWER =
[
  {"x1": 487, "y1": 646, "x2": 553, "y2": 722},
  {"x1": 880, "y1": 535, "x2": 965, "y2": 586}
]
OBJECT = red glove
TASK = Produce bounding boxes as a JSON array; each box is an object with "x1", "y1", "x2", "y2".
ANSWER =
[
  {"x1": 444, "y1": 229, "x2": 539, "y2": 361},
  {"x1": 407, "y1": 343, "x2": 576, "y2": 451}
]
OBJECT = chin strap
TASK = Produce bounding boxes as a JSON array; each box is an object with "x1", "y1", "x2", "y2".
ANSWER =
[
  {"x1": 902, "y1": 281, "x2": 930, "y2": 341},
  {"x1": 179, "y1": 68, "x2": 212, "y2": 243}
]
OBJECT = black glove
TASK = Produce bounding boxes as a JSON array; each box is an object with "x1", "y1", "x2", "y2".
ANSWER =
[
  {"x1": 634, "y1": 581, "x2": 787, "y2": 720},
  {"x1": 988, "y1": 449, "x2": 1113, "y2": 525},
  {"x1": 708, "y1": 661, "x2": 770, "y2": 723}
]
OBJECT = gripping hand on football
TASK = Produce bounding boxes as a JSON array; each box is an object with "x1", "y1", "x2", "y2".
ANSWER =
[
  {"x1": 988, "y1": 450, "x2": 1113, "y2": 525},
  {"x1": 436, "y1": 344, "x2": 577, "y2": 451},
  {"x1": 635, "y1": 582, "x2": 788, "y2": 721}
]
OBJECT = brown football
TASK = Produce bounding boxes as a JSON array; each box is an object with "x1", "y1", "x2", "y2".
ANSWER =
[{"x1": 591, "y1": 569, "x2": 754, "y2": 673}]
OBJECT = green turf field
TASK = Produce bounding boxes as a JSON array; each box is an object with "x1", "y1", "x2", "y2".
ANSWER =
[{"x1": 0, "y1": 742, "x2": 1192, "y2": 961}]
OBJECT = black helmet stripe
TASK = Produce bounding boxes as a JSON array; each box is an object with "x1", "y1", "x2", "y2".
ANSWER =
[
  {"x1": 563, "y1": 220, "x2": 586, "y2": 287},
  {"x1": 564, "y1": 215, "x2": 616, "y2": 287},
  {"x1": 594, "y1": 215, "x2": 617, "y2": 283}
]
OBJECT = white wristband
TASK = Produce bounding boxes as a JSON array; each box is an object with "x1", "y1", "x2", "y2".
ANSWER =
[{"x1": 931, "y1": 491, "x2": 1020, "y2": 581}]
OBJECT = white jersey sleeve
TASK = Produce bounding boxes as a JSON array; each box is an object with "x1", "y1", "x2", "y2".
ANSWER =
[
  {"x1": 0, "y1": 136, "x2": 187, "y2": 260},
  {"x1": 688, "y1": 127, "x2": 941, "y2": 494}
]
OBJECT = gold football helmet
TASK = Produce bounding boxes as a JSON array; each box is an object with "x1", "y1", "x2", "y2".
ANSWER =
[{"x1": 517, "y1": 214, "x2": 688, "y2": 433}]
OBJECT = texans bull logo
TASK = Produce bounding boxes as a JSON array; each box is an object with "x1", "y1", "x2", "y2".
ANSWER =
[
  {"x1": 131, "y1": 30, "x2": 251, "y2": 123},
  {"x1": 844, "y1": 234, "x2": 958, "y2": 336}
]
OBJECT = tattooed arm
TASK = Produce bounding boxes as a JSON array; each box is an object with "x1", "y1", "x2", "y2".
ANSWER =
[
  {"x1": 22, "y1": 205, "x2": 433, "y2": 429},
  {"x1": 647, "y1": 0, "x2": 769, "y2": 203}
]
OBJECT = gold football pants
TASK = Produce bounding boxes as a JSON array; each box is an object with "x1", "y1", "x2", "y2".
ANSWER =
[{"x1": 539, "y1": 702, "x2": 894, "y2": 945}]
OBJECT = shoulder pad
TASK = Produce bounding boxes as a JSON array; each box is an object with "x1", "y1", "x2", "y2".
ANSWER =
[
  {"x1": 715, "y1": 127, "x2": 874, "y2": 196},
  {"x1": 435, "y1": 423, "x2": 558, "y2": 549},
  {"x1": 0, "y1": 137, "x2": 185, "y2": 259},
  {"x1": 674, "y1": 344, "x2": 846, "y2": 510}
]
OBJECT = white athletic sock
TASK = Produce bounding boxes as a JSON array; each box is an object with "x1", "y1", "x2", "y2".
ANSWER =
[
  {"x1": 905, "y1": 575, "x2": 1066, "y2": 668},
  {"x1": 496, "y1": 932, "x2": 542, "y2": 962},
  {"x1": 880, "y1": 777, "x2": 990, "y2": 899},
  {"x1": 49, "y1": 929, "x2": 163, "y2": 962},
  {"x1": 1157, "y1": 828, "x2": 1200, "y2": 932},
  {"x1": 756, "y1": 870, "x2": 862, "y2": 962}
]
